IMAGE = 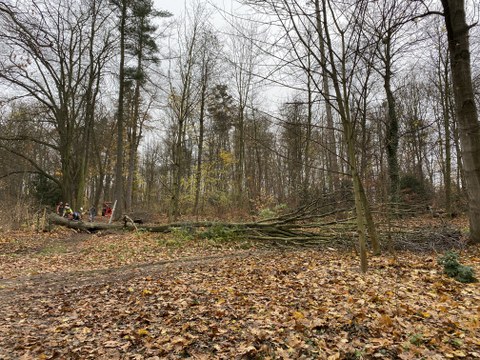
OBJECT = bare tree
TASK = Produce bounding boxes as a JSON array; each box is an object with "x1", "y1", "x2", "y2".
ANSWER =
[
  {"x1": 363, "y1": 0, "x2": 424, "y2": 205},
  {"x1": 441, "y1": 0, "x2": 480, "y2": 242},
  {"x1": 241, "y1": 0, "x2": 380, "y2": 269},
  {"x1": 166, "y1": 3, "x2": 212, "y2": 219},
  {"x1": 111, "y1": 0, "x2": 128, "y2": 220},
  {"x1": 226, "y1": 18, "x2": 264, "y2": 209},
  {"x1": 428, "y1": 24, "x2": 456, "y2": 215},
  {"x1": 193, "y1": 29, "x2": 221, "y2": 217},
  {"x1": 0, "y1": 0, "x2": 114, "y2": 209}
]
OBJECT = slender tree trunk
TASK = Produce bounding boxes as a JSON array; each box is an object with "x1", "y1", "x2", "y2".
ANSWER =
[
  {"x1": 452, "y1": 117, "x2": 464, "y2": 193},
  {"x1": 319, "y1": 0, "x2": 370, "y2": 271},
  {"x1": 383, "y1": 34, "x2": 400, "y2": 206},
  {"x1": 171, "y1": 121, "x2": 184, "y2": 220},
  {"x1": 253, "y1": 115, "x2": 264, "y2": 201},
  {"x1": 444, "y1": 84, "x2": 452, "y2": 217},
  {"x1": 170, "y1": 23, "x2": 198, "y2": 221},
  {"x1": 347, "y1": 123, "x2": 369, "y2": 273},
  {"x1": 359, "y1": 179, "x2": 381, "y2": 255},
  {"x1": 235, "y1": 105, "x2": 246, "y2": 207},
  {"x1": 442, "y1": 0, "x2": 480, "y2": 242},
  {"x1": 194, "y1": 67, "x2": 208, "y2": 218},
  {"x1": 126, "y1": 79, "x2": 142, "y2": 213},
  {"x1": 79, "y1": 1, "x2": 102, "y2": 209},
  {"x1": 303, "y1": 58, "x2": 313, "y2": 202},
  {"x1": 314, "y1": 0, "x2": 339, "y2": 193},
  {"x1": 126, "y1": 130, "x2": 137, "y2": 212},
  {"x1": 113, "y1": 0, "x2": 127, "y2": 220},
  {"x1": 437, "y1": 50, "x2": 453, "y2": 216}
]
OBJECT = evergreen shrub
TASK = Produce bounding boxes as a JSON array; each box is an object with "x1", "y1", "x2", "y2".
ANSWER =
[{"x1": 438, "y1": 251, "x2": 477, "y2": 283}]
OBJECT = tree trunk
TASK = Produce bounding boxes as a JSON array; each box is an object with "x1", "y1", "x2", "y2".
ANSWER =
[
  {"x1": 194, "y1": 67, "x2": 208, "y2": 218},
  {"x1": 436, "y1": 48, "x2": 453, "y2": 216},
  {"x1": 348, "y1": 126, "x2": 369, "y2": 273},
  {"x1": 359, "y1": 179, "x2": 381, "y2": 255},
  {"x1": 383, "y1": 34, "x2": 400, "y2": 205},
  {"x1": 442, "y1": 0, "x2": 480, "y2": 243},
  {"x1": 321, "y1": 0, "x2": 368, "y2": 271},
  {"x1": 171, "y1": 121, "x2": 184, "y2": 221},
  {"x1": 113, "y1": 0, "x2": 127, "y2": 220},
  {"x1": 79, "y1": 0, "x2": 102, "y2": 210},
  {"x1": 314, "y1": 0, "x2": 339, "y2": 193},
  {"x1": 235, "y1": 105, "x2": 246, "y2": 207},
  {"x1": 303, "y1": 55, "x2": 313, "y2": 202}
]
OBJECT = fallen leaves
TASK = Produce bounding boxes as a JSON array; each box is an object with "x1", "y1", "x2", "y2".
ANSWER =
[
  {"x1": 0, "y1": 230, "x2": 240, "y2": 280},
  {"x1": 0, "y1": 231, "x2": 479, "y2": 359}
]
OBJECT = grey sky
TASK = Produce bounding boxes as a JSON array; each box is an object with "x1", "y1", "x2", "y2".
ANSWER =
[{"x1": 154, "y1": 0, "x2": 234, "y2": 18}]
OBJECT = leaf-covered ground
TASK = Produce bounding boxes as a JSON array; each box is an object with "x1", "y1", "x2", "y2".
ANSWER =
[{"x1": 0, "y1": 227, "x2": 479, "y2": 359}]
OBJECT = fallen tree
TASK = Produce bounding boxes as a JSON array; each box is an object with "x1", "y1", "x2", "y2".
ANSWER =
[
  {"x1": 47, "y1": 213, "x2": 133, "y2": 232},
  {"x1": 46, "y1": 196, "x2": 357, "y2": 243},
  {"x1": 47, "y1": 212, "x2": 355, "y2": 237},
  {"x1": 46, "y1": 203, "x2": 465, "y2": 252}
]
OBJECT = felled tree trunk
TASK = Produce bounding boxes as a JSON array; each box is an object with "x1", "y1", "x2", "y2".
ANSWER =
[
  {"x1": 47, "y1": 213, "x2": 126, "y2": 232},
  {"x1": 47, "y1": 199, "x2": 355, "y2": 240}
]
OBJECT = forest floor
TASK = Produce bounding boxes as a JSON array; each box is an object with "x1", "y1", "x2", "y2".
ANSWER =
[{"x1": 0, "y1": 216, "x2": 479, "y2": 359}]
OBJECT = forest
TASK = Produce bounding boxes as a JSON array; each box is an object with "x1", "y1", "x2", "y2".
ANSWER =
[
  {"x1": 0, "y1": 0, "x2": 479, "y2": 358},
  {"x1": 1, "y1": 0, "x2": 479, "y2": 263}
]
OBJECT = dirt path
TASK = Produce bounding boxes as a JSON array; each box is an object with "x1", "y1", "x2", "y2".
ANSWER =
[{"x1": 0, "y1": 250, "x2": 259, "y2": 299}]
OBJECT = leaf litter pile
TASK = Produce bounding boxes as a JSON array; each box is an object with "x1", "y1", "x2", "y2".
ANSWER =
[{"x1": 0, "y1": 229, "x2": 479, "y2": 359}]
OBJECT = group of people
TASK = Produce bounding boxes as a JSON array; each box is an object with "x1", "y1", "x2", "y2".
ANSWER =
[
  {"x1": 56, "y1": 202, "x2": 82, "y2": 221},
  {"x1": 56, "y1": 202, "x2": 112, "y2": 222}
]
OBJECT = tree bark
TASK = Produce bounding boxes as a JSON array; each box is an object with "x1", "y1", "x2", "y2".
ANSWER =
[
  {"x1": 319, "y1": 0, "x2": 371, "y2": 271},
  {"x1": 113, "y1": 0, "x2": 127, "y2": 221},
  {"x1": 383, "y1": 33, "x2": 400, "y2": 205},
  {"x1": 314, "y1": 0, "x2": 339, "y2": 193},
  {"x1": 435, "y1": 46, "x2": 453, "y2": 216},
  {"x1": 194, "y1": 69, "x2": 208, "y2": 218},
  {"x1": 441, "y1": 0, "x2": 480, "y2": 243}
]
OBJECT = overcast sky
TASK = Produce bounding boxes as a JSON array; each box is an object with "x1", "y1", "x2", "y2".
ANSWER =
[
  {"x1": 154, "y1": 0, "x2": 298, "y2": 111},
  {"x1": 155, "y1": 0, "x2": 234, "y2": 19}
]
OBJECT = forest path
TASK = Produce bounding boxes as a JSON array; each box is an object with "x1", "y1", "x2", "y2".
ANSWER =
[{"x1": 0, "y1": 248, "x2": 258, "y2": 298}]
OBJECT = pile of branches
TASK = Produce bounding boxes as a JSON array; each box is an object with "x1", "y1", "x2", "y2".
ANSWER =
[{"x1": 387, "y1": 225, "x2": 466, "y2": 252}]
